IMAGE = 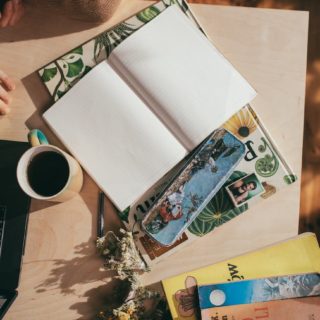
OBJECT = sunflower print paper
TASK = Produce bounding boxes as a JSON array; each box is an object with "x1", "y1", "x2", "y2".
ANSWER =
[{"x1": 223, "y1": 105, "x2": 257, "y2": 139}]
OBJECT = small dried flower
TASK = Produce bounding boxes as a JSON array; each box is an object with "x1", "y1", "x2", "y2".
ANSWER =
[{"x1": 96, "y1": 230, "x2": 164, "y2": 319}]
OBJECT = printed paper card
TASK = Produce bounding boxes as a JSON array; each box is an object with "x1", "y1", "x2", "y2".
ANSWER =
[
  {"x1": 141, "y1": 129, "x2": 245, "y2": 246},
  {"x1": 124, "y1": 105, "x2": 297, "y2": 266},
  {"x1": 198, "y1": 273, "x2": 320, "y2": 313}
]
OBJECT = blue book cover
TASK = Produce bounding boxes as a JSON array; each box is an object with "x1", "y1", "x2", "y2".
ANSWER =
[
  {"x1": 198, "y1": 273, "x2": 320, "y2": 309},
  {"x1": 141, "y1": 129, "x2": 246, "y2": 246}
]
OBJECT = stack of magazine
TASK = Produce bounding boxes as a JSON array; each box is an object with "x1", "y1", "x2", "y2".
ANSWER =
[
  {"x1": 39, "y1": 0, "x2": 297, "y2": 265},
  {"x1": 161, "y1": 233, "x2": 320, "y2": 319}
]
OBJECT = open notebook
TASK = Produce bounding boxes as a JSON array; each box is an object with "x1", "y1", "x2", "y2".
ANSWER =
[{"x1": 43, "y1": 5, "x2": 256, "y2": 210}]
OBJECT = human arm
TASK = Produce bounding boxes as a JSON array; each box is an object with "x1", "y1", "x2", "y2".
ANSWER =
[
  {"x1": 0, "y1": 0, "x2": 24, "y2": 28},
  {"x1": 0, "y1": 70, "x2": 15, "y2": 115}
]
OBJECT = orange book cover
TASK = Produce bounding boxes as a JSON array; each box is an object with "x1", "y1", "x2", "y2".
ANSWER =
[
  {"x1": 201, "y1": 296, "x2": 320, "y2": 320},
  {"x1": 162, "y1": 233, "x2": 320, "y2": 320}
]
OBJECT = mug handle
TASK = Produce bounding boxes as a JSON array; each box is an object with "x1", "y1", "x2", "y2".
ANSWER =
[{"x1": 28, "y1": 129, "x2": 49, "y2": 147}]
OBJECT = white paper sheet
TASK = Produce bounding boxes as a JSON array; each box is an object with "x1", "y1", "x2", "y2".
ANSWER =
[
  {"x1": 44, "y1": 61, "x2": 186, "y2": 210},
  {"x1": 109, "y1": 5, "x2": 256, "y2": 150}
]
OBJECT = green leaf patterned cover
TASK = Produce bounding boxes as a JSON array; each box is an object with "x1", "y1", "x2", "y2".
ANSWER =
[
  {"x1": 39, "y1": 0, "x2": 196, "y2": 101},
  {"x1": 38, "y1": 1, "x2": 296, "y2": 266}
]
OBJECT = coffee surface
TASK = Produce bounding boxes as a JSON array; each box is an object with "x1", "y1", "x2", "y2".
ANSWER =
[{"x1": 27, "y1": 151, "x2": 69, "y2": 197}]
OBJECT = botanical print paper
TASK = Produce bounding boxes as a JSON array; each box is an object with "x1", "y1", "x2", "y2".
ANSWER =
[
  {"x1": 198, "y1": 273, "x2": 320, "y2": 310},
  {"x1": 38, "y1": 1, "x2": 196, "y2": 101},
  {"x1": 122, "y1": 105, "x2": 297, "y2": 266}
]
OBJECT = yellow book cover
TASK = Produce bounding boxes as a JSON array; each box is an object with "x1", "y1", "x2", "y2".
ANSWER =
[{"x1": 162, "y1": 233, "x2": 320, "y2": 320}]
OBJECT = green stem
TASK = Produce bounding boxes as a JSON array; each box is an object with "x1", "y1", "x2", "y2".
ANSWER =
[{"x1": 52, "y1": 61, "x2": 66, "y2": 100}]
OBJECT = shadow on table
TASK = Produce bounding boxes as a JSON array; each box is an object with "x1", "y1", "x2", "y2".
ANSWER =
[
  {"x1": 22, "y1": 71, "x2": 67, "y2": 150},
  {"x1": 69, "y1": 279, "x2": 166, "y2": 319},
  {"x1": 69, "y1": 280, "x2": 125, "y2": 319},
  {"x1": 32, "y1": 165, "x2": 124, "y2": 317},
  {"x1": 299, "y1": 208, "x2": 320, "y2": 242},
  {"x1": 0, "y1": 2, "x2": 101, "y2": 43},
  {"x1": 70, "y1": 285, "x2": 111, "y2": 320},
  {"x1": 33, "y1": 241, "x2": 120, "y2": 318},
  {"x1": 35, "y1": 242, "x2": 111, "y2": 294}
]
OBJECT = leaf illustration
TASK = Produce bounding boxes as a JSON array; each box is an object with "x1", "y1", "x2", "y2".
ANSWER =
[
  {"x1": 94, "y1": 22, "x2": 137, "y2": 62},
  {"x1": 187, "y1": 219, "x2": 215, "y2": 237},
  {"x1": 216, "y1": 204, "x2": 248, "y2": 227},
  {"x1": 41, "y1": 67, "x2": 57, "y2": 82},
  {"x1": 188, "y1": 171, "x2": 248, "y2": 236},
  {"x1": 94, "y1": 34, "x2": 113, "y2": 62},
  {"x1": 255, "y1": 137, "x2": 279, "y2": 177},
  {"x1": 66, "y1": 58, "x2": 84, "y2": 78},
  {"x1": 283, "y1": 174, "x2": 298, "y2": 185},
  {"x1": 56, "y1": 90, "x2": 66, "y2": 99},
  {"x1": 118, "y1": 206, "x2": 130, "y2": 223},
  {"x1": 163, "y1": 0, "x2": 180, "y2": 6},
  {"x1": 70, "y1": 46, "x2": 83, "y2": 55},
  {"x1": 136, "y1": 6, "x2": 161, "y2": 23},
  {"x1": 83, "y1": 65, "x2": 92, "y2": 76}
]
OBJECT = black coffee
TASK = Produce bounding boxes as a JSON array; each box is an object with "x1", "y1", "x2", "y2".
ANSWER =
[{"x1": 27, "y1": 151, "x2": 69, "y2": 197}]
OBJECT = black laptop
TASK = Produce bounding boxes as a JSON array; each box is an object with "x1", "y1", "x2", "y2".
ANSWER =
[{"x1": 0, "y1": 140, "x2": 31, "y2": 319}]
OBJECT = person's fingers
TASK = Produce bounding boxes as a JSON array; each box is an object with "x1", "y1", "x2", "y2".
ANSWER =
[
  {"x1": 8, "y1": 0, "x2": 18, "y2": 26},
  {"x1": 9, "y1": 0, "x2": 24, "y2": 26},
  {"x1": 0, "y1": 1, "x2": 14, "y2": 28},
  {"x1": 0, "y1": 101, "x2": 10, "y2": 116},
  {"x1": 0, "y1": 70, "x2": 15, "y2": 91},
  {"x1": 0, "y1": 85, "x2": 12, "y2": 105}
]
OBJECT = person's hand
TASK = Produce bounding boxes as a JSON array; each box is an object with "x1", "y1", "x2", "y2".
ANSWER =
[
  {"x1": 0, "y1": 70, "x2": 15, "y2": 115},
  {"x1": 0, "y1": 0, "x2": 24, "y2": 28}
]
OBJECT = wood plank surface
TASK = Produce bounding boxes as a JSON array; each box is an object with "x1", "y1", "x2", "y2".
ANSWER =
[{"x1": 0, "y1": 1, "x2": 308, "y2": 319}]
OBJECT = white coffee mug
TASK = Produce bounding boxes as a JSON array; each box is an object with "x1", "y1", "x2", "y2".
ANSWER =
[{"x1": 17, "y1": 129, "x2": 83, "y2": 202}]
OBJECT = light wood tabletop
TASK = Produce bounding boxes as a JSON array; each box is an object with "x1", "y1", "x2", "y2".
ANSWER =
[{"x1": 0, "y1": 1, "x2": 308, "y2": 319}]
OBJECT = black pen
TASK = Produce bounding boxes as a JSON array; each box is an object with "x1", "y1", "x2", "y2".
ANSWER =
[{"x1": 97, "y1": 191, "x2": 105, "y2": 238}]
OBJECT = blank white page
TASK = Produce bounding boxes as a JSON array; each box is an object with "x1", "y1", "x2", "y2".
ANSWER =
[
  {"x1": 109, "y1": 5, "x2": 256, "y2": 151},
  {"x1": 43, "y1": 61, "x2": 186, "y2": 211}
]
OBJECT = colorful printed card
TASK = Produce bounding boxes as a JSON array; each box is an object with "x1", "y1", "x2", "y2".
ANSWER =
[
  {"x1": 161, "y1": 233, "x2": 320, "y2": 320},
  {"x1": 202, "y1": 296, "x2": 320, "y2": 320},
  {"x1": 124, "y1": 105, "x2": 297, "y2": 266},
  {"x1": 198, "y1": 273, "x2": 320, "y2": 313},
  {"x1": 142, "y1": 129, "x2": 245, "y2": 246}
]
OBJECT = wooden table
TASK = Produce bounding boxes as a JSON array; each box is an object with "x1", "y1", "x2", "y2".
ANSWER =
[{"x1": 0, "y1": 1, "x2": 308, "y2": 319}]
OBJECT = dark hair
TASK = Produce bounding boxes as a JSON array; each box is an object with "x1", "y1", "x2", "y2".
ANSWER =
[{"x1": 247, "y1": 180, "x2": 257, "y2": 190}]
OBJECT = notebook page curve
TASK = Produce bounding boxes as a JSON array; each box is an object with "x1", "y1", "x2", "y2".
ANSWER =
[
  {"x1": 43, "y1": 61, "x2": 186, "y2": 210},
  {"x1": 109, "y1": 5, "x2": 256, "y2": 151}
]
